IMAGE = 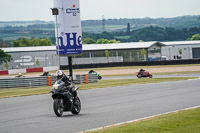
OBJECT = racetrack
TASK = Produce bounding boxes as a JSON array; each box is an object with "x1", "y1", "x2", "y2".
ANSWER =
[
  {"x1": 0, "y1": 77, "x2": 200, "y2": 133},
  {"x1": 103, "y1": 73, "x2": 200, "y2": 80}
]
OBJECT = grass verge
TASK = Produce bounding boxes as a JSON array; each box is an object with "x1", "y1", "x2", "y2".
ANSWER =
[
  {"x1": 0, "y1": 77, "x2": 196, "y2": 99},
  {"x1": 85, "y1": 107, "x2": 200, "y2": 133}
]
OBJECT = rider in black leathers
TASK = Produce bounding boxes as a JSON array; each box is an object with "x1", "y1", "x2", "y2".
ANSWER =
[{"x1": 56, "y1": 70, "x2": 77, "y2": 98}]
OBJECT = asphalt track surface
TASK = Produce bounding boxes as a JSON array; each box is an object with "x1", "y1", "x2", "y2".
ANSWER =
[
  {"x1": 0, "y1": 77, "x2": 200, "y2": 133},
  {"x1": 103, "y1": 73, "x2": 200, "y2": 80}
]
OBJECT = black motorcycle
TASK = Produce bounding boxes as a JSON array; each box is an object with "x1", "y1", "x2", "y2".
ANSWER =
[{"x1": 50, "y1": 80, "x2": 81, "y2": 117}]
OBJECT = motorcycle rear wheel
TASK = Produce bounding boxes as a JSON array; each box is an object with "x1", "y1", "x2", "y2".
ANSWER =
[
  {"x1": 71, "y1": 97, "x2": 81, "y2": 115},
  {"x1": 53, "y1": 98, "x2": 64, "y2": 117},
  {"x1": 98, "y1": 76, "x2": 102, "y2": 80}
]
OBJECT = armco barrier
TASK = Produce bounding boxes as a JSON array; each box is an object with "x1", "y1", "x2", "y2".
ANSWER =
[
  {"x1": 75, "y1": 74, "x2": 85, "y2": 84},
  {"x1": 26, "y1": 68, "x2": 43, "y2": 73},
  {"x1": 0, "y1": 70, "x2": 8, "y2": 75},
  {"x1": 0, "y1": 76, "x2": 55, "y2": 89},
  {"x1": 0, "y1": 74, "x2": 96, "y2": 89},
  {"x1": 75, "y1": 74, "x2": 98, "y2": 84},
  {"x1": 88, "y1": 74, "x2": 98, "y2": 83}
]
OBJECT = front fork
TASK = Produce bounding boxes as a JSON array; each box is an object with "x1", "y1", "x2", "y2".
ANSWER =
[{"x1": 60, "y1": 98, "x2": 64, "y2": 108}]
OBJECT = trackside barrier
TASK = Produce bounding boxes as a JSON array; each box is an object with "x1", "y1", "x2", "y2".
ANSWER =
[
  {"x1": 85, "y1": 74, "x2": 88, "y2": 84},
  {"x1": 48, "y1": 76, "x2": 52, "y2": 86},
  {"x1": 75, "y1": 74, "x2": 98, "y2": 84},
  {"x1": 88, "y1": 74, "x2": 98, "y2": 83},
  {"x1": 26, "y1": 68, "x2": 43, "y2": 73},
  {"x1": 0, "y1": 76, "x2": 56, "y2": 89},
  {"x1": 75, "y1": 75, "x2": 85, "y2": 84},
  {"x1": 0, "y1": 74, "x2": 96, "y2": 89},
  {"x1": 0, "y1": 66, "x2": 59, "y2": 75},
  {"x1": 0, "y1": 70, "x2": 8, "y2": 75}
]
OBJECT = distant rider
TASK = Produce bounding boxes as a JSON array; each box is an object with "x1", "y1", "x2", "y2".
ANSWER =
[
  {"x1": 139, "y1": 69, "x2": 145, "y2": 75},
  {"x1": 16, "y1": 73, "x2": 23, "y2": 77}
]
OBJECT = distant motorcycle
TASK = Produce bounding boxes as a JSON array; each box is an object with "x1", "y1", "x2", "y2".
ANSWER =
[
  {"x1": 88, "y1": 70, "x2": 102, "y2": 80},
  {"x1": 136, "y1": 71, "x2": 153, "y2": 78},
  {"x1": 50, "y1": 80, "x2": 81, "y2": 117}
]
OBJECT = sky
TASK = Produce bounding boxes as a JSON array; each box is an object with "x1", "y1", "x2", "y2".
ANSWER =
[{"x1": 0, "y1": 0, "x2": 200, "y2": 21}]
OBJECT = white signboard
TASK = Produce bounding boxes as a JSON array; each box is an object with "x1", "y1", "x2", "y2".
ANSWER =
[{"x1": 53, "y1": 0, "x2": 82, "y2": 55}]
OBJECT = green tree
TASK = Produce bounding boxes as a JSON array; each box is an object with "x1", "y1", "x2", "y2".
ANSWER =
[
  {"x1": 187, "y1": 33, "x2": 200, "y2": 40},
  {"x1": 97, "y1": 38, "x2": 120, "y2": 44},
  {"x1": 12, "y1": 40, "x2": 21, "y2": 47},
  {"x1": 40, "y1": 38, "x2": 52, "y2": 46},
  {"x1": 12, "y1": 38, "x2": 52, "y2": 47},
  {"x1": 0, "y1": 49, "x2": 12, "y2": 65},
  {"x1": 140, "y1": 48, "x2": 147, "y2": 61},
  {"x1": 104, "y1": 50, "x2": 110, "y2": 62},
  {"x1": 97, "y1": 39, "x2": 109, "y2": 44},
  {"x1": 36, "y1": 59, "x2": 40, "y2": 67},
  {"x1": 82, "y1": 38, "x2": 96, "y2": 44},
  {"x1": 179, "y1": 49, "x2": 182, "y2": 55},
  {"x1": 4, "y1": 63, "x2": 9, "y2": 70},
  {"x1": 108, "y1": 39, "x2": 120, "y2": 43}
]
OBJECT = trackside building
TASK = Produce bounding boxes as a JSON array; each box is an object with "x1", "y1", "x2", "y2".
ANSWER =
[
  {"x1": 1, "y1": 42, "x2": 163, "y2": 70},
  {"x1": 161, "y1": 41, "x2": 200, "y2": 60},
  {"x1": 1, "y1": 41, "x2": 200, "y2": 70}
]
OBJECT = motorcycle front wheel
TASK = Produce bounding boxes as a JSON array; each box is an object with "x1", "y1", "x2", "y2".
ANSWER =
[
  {"x1": 137, "y1": 74, "x2": 142, "y2": 78},
  {"x1": 53, "y1": 98, "x2": 64, "y2": 117},
  {"x1": 71, "y1": 97, "x2": 81, "y2": 115}
]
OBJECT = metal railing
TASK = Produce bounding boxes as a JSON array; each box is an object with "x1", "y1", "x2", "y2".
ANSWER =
[
  {"x1": 0, "y1": 76, "x2": 52, "y2": 89},
  {"x1": 75, "y1": 74, "x2": 98, "y2": 84},
  {"x1": 0, "y1": 74, "x2": 98, "y2": 89}
]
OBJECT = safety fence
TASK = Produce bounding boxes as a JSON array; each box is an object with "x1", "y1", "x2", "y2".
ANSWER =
[
  {"x1": 75, "y1": 74, "x2": 98, "y2": 84},
  {"x1": 0, "y1": 74, "x2": 98, "y2": 89},
  {"x1": 0, "y1": 76, "x2": 55, "y2": 89}
]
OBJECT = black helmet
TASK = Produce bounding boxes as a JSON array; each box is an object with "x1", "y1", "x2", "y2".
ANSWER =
[{"x1": 56, "y1": 70, "x2": 64, "y2": 79}]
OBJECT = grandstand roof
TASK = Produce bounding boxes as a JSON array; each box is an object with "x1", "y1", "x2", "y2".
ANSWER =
[
  {"x1": 2, "y1": 41, "x2": 164, "y2": 53},
  {"x1": 162, "y1": 40, "x2": 200, "y2": 46}
]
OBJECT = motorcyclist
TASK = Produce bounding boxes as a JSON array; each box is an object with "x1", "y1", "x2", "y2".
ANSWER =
[
  {"x1": 56, "y1": 70, "x2": 77, "y2": 98},
  {"x1": 16, "y1": 73, "x2": 23, "y2": 77},
  {"x1": 139, "y1": 69, "x2": 145, "y2": 75}
]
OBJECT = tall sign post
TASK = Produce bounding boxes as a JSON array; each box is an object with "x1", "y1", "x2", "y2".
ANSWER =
[{"x1": 52, "y1": 0, "x2": 82, "y2": 78}]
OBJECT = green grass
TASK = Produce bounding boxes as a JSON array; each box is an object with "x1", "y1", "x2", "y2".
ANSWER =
[
  {"x1": 85, "y1": 107, "x2": 200, "y2": 133},
  {"x1": 0, "y1": 77, "x2": 196, "y2": 99},
  {"x1": 78, "y1": 77, "x2": 196, "y2": 90}
]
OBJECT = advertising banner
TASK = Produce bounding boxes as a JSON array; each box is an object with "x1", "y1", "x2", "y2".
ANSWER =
[{"x1": 53, "y1": 0, "x2": 82, "y2": 56}]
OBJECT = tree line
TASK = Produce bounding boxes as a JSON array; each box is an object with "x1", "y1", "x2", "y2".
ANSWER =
[
  {"x1": 82, "y1": 26, "x2": 200, "y2": 43},
  {"x1": 12, "y1": 37, "x2": 53, "y2": 47}
]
